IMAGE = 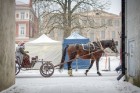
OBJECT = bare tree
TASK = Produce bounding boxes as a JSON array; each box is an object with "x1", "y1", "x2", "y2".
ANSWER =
[{"x1": 33, "y1": 0, "x2": 110, "y2": 38}]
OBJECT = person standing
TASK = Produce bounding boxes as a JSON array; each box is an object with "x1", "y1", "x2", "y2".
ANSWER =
[{"x1": 115, "y1": 48, "x2": 122, "y2": 73}]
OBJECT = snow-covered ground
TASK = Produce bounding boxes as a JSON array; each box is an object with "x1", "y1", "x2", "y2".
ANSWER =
[{"x1": 1, "y1": 56, "x2": 140, "y2": 93}]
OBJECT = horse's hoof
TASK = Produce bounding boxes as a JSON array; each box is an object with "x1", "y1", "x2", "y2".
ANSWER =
[
  {"x1": 99, "y1": 74, "x2": 102, "y2": 76},
  {"x1": 97, "y1": 72, "x2": 102, "y2": 76},
  {"x1": 69, "y1": 75, "x2": 73, "y2": 77},
  {"x1": 85, "y1": 72, "x2": 87, "y2": 76}
]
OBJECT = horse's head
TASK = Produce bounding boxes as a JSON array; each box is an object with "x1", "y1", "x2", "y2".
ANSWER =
[
  {"x1": 101, "y1": 39, "x2": 118, "y2": 53},
  {"x1": 108, "y1": 39, "x2": 118, "y2": 53}
]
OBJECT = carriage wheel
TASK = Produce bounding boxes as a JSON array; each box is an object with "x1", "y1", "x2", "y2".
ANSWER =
[
  {"x1": 15, "y1": 61, "x2": 20, "y2": 75},
  {"x1": 40, "y1": 62, "x2": 54, "y2": 77}
]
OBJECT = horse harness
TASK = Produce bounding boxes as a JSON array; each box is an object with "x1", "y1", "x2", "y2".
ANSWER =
[
  {"x1": 74, "y1": 41, "x2": 104, "y2": 58},
  {"x1": 82, "y1": 42, "x2": 103, "y2": 52}
]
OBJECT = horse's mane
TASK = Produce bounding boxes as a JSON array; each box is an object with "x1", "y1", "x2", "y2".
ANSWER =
[{"x1": 92, "y1": 40, "x2": 113, "y2": 48}]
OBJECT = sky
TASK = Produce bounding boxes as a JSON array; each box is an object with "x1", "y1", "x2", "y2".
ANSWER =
[
  {"x1": 106, "y1": 0, "x2": 121, "y2": 15},
  {"x1": 16, "y1": 0, "x2": 121, "y2": 15}
]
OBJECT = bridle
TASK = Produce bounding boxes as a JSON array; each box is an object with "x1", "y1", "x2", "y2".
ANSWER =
[{"x1": 110, "y1": 41, "x2": 118, "y2": 53}]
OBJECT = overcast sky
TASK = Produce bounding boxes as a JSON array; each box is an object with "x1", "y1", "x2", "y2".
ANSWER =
[
  {"x1": 106, "y1": 0, "x2": 121, "y2": 15},
  {"x1": 16, "y1": 0, "x2": 121, "y2": 15}
]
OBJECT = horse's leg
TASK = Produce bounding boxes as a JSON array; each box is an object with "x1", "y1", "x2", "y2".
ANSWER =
[
  {"x1": 96, "y1": 58, "x2": 102, "y2": 76},
  {"x1": 67, "y1": 51, "x2": 77, "y2": 76},
  {"x1": 67, "y1": 60, "x2": 73, "y2": 76},
  {"x1": 85, "y1": 60, "x2": 94, "y2": 76}
]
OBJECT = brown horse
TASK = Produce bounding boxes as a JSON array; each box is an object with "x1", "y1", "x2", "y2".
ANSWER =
[{"x1": 59, "y1": 39, "x2": 118, "y2": 76}]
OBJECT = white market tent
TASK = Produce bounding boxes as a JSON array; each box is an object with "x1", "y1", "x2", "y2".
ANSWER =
[
  {"x1": 25, "y1": 34, "x2": 62, "y2": 67},
  {"x1": 26, "y1": 34, "x2": 60, "y2": 45}
]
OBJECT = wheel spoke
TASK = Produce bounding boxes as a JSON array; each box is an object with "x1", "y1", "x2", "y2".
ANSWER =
[{"x1": 40, "y1": 62, "x2": 54, "y2": 77}]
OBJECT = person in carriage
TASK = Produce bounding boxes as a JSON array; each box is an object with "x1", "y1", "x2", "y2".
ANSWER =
[{"x1": 15, "y1": 42, "x2": 30, "y2": 68}]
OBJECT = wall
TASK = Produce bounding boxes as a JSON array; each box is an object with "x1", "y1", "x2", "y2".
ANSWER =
[
  {"x1": 126, "y1": 0, "x2": 140, "y2": 87},
  {"x1": 0, "y1": 0, "x2": 15, "y2": 91}
]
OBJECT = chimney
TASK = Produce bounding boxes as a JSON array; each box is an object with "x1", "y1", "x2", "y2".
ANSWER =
[{"x1": 29, "y1": 0, "x2": 32, "y2": 7}]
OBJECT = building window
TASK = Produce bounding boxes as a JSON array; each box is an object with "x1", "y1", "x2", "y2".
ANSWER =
[
  {"x1": 114, "y1": 20, "x2": 119, "y2": 26},
  {"x1": 20, "y1": 12, "x2": 25, "y2": 19},
  {"x1": 108, "y1": 19, "x2": 112, "y2": 26},
  {"x1": 30, "y1": 15, "x2": 31, "y2": 19},
  {"x1": 101, "y1": 19, "x2": 105, "y2": 26},
  {"x1": 26, "y1": 13, "x2": 28, "y2": 19},
  {"x1": 16, "y1": 14, "x2": 19, "y2": 18},
  {"x1": 19, "y1": 24, "x2": 26, "y2": 37},
  {"x1": 112, "y1": 31, "x2": 116, "y2": 39},
  {"x1": 101, "y1": 31, "x2": 105, "y2": 39},
  {"x1": 21, "y1": 27, "x2": 24, "y2": 34}
]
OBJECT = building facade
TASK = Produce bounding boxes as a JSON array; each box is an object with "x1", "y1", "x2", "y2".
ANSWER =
[
  {"x1": 15, "y1": 0, "x2": 38, "y2": 43},
  {"x1": 82, "y1": 11, "x2": 121, "y2": 50},
  {"x1": 80, "y1": 11, "x2": 121, "y2": 42},
  {"x1": 41, "y1": 10, "x2": 121, "y2": 50}
]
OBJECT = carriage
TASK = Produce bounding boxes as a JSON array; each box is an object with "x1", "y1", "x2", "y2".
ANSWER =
[
  {"x1": 15, "y1": 39, "x2": 118, "y2": 78},
  {"x1": 15, "y1": 55, "x2": 54, "y2": 77}
]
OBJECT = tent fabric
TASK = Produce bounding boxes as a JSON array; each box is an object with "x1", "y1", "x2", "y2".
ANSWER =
[
  {"x1": 25, "y1": 45, "x2": 62, "y2": 69},
  {"x1": 27, "y1": 34, "x2": 60, "y2": 44},
  {"x1": 63, "y1": 32, "x2": 90, "y2": 69},
  {"x1": 26, "y1": 34, "x2": 61, "y2": 45},
  {"x1": 66, "y1": 32, "x2": 88, "y2": 39},
  {"x1": 63, "y1": 32, "x2": 89, "y2": 48},
  {"x1": 24, "y1": 34, "x2": 62, "y2": 68}
]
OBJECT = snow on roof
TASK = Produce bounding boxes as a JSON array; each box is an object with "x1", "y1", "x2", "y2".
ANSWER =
[
  {"x1": 16, "y1": 0, "x2": 30, "y2": 5},
  {"x1": 66, "y1": 32, "x2": 88, "y2": 39},
  {"x1": 27, "y1": 34, "x2": 60, "y2": 44}
]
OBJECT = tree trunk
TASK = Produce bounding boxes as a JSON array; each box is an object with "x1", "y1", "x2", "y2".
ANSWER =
[{"x1": 63, "y1": 0, "x2": 72, "y2": 38}]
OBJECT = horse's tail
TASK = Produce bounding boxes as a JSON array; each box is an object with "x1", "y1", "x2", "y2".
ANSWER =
[{"x1": 59, "y1": 45, "x2": 69, "y2": 70}]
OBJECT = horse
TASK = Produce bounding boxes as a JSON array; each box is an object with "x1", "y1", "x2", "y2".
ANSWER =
[{"x1": 59, "y1": 39, "x2": 118, "y2": 76}]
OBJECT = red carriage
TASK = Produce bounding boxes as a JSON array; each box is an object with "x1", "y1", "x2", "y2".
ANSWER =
[{"x1": 15, "y1": 55, "x2": 54, "y2": 77}]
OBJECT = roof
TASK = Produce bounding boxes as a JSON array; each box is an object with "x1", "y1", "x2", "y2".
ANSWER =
[
  {"x1": 63, "y1": 32, "x2": 90, "y2": 48},
  {"x1": 66, "y1": 32, "x2": 88, "y2": 39},
  {"x1": 26, "y1": 34, "x2": 60, "y2": 45}
]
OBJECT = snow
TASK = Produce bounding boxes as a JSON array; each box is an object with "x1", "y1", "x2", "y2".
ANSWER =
[{"x1": 1, "y1": 56, "x2": 140, "y2": 93}]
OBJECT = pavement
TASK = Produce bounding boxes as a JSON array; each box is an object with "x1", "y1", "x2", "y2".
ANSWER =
[
  {"x1": 1, "y1": 56, "x2": 140, "y2": 93},
  {"x1": 1, "y1": 69, "x2": 140, "y2": 93}
]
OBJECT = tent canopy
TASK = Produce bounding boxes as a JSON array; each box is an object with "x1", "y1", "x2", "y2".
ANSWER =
[
  {"x1": 66, "y1": 32, "x2": 88, "y2": 39},
  {"x1": 63, "y1": 32, "x2": 90, "y2": 69},
  {"x1": 26, "y1": 34, "x2": 61, "y2": 45},
  {"x1": 63, "y1": 32, "x2": 89, "y2": 48}
]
